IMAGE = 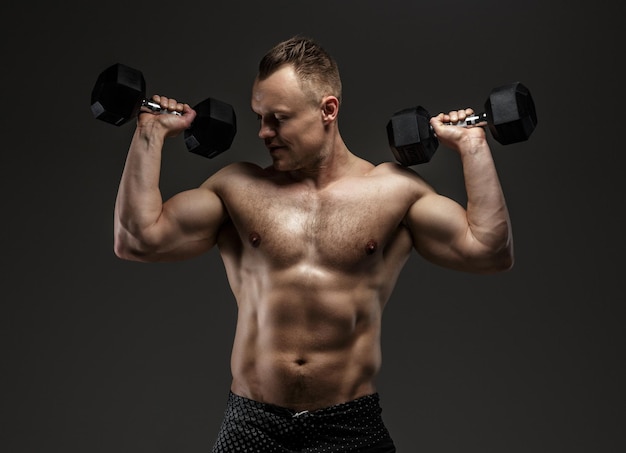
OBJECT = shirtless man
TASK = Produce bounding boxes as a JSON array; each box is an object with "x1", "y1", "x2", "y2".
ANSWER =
[{"x1": 113, "y1": 36, "x2": 513, "y2": 452}]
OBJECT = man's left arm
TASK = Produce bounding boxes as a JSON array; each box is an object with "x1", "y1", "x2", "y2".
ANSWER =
[{"x1": 404, "y1": 109, "x2": 514, "y2": 274}]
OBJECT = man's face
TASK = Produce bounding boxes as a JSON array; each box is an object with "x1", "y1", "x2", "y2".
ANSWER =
[{"x1": 252, "y1": 65, "x2": 327, "y2": 172}]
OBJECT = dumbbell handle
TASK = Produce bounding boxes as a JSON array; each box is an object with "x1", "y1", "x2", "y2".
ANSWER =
[
  {"x1": 141, "y1": 99, "x2": 182, "y2": 116},
  {"x1": 444, "y1": 112, "x2": 487, "y2": 127}
]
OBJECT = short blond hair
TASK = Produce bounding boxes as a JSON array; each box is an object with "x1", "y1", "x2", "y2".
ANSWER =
[{"x1": 258, "y1": 36, "x2": 342, "y2": 104}]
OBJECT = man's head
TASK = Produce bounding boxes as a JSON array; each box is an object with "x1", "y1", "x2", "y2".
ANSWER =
[
  {"x1": 252, "y1": 37, "x2": 343, "y2": 173},
  {"x1": 257, "y1": 36, "x2": 342, "y2": 106}
]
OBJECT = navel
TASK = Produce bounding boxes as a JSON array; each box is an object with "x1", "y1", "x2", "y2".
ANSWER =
[
  {"x1": 365, "y1": 240, "x2": 378, "y2": 255},
  {"x1": 249, "y1": 232, "x2": 262, "y2": 248}
]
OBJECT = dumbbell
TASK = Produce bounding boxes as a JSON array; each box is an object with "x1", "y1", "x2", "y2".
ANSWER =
[
  {"x1": 90, "y1": 63, "x2": 237, "y2": 159},
  {"x1": 386, "y1": 82, "x2": 538, "y2": 166}
]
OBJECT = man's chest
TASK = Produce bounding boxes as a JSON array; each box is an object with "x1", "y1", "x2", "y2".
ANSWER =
[{"x1": 223, "y1": 184, "x2": 407, "y2": 268}]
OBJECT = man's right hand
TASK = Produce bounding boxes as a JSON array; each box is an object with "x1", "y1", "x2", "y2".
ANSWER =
[{"x1": 138, "y1": 94, "x2": 197, "y2": 138}]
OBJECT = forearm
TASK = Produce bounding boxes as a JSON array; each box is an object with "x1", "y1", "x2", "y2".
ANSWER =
[
  {"x1": 459, "y1": 137, "x2": 513, "y2": 258},
  {"x1": 114, "y1": 125, "x2": 168, "y2": 252}
]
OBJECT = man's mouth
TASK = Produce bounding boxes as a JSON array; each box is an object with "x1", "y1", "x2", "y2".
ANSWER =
[{"x1": 267, "y1": 144, "x2": 286, "y2": 153}]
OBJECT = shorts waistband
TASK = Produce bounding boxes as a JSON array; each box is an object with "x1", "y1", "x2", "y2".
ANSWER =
[{"x1": 227, "y1": 391, "x2": 381, "y2": 418}]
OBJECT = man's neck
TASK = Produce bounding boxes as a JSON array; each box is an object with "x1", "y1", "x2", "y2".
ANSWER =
[{"x1": 286, "y1": 137, "x2": 367, "y2": 189}]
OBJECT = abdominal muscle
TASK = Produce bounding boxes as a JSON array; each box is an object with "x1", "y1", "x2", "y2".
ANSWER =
[{"x1": 228, "y1": 262, "x2": 385, "y2": 412}]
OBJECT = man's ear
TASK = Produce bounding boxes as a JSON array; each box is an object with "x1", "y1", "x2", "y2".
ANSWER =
[{"x1": 321, "y1": 96, "x2": 339, "y2": 123}]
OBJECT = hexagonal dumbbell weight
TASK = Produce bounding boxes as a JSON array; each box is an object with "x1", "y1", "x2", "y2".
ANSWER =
[
  {"x1": 386, "y1": 82, "x2": 538, "y2": 166},
  {"x1": 90, "y1": 63, "x2": 236, "y2": 159}
]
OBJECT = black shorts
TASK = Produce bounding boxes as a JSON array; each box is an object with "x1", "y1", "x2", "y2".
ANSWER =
[{"x1": 212, "y1": 391, "x2": 396, "y2": 452}]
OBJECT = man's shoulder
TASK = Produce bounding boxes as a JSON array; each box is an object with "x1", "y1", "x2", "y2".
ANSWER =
[
  {"x1": 201, "y1": 161, "x2": 285, "y2": 200},
  {"x1": 219, "y1": 161, "x2": 268, "y2": 176},
  {"x1": 365, "y1": 161, "x2": 435, "y2": 197},
  {"x1": 369, "y1": 161, "x2": 421, "y2": 180},
  {"x1": 205, "y1": 161, "x2": 269, "y2": 185}
]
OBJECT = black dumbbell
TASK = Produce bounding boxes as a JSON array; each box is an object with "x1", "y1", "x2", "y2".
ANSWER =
[
  {"x1": 386, "y1": 82, "x2": 538, "y2": 166},
  {"x1": 90, "y1": 63, "x2": 237, "y2": 159}
]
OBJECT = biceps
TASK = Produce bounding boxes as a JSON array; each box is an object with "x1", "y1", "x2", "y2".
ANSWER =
[
  {"x1": 405, "y1": 194, "x2": 471, "y2": 262},
  {"x1": 157, "y1": 188, "x2": 228, "y2": 246}
]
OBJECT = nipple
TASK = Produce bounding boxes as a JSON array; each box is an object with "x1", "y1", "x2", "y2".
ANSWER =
[
  {"x1": 249, "y1": 232, "x2": 262, "y2": 248},
  {"x1": 365, "y1": 240, "x2": 378, "y2": 255}
]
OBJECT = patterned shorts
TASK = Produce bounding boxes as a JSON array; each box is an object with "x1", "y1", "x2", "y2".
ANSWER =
[{"x1": 211, "y1": 391, "x2": 396, "y2": 452}]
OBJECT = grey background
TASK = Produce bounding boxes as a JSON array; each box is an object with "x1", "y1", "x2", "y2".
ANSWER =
[{"x1": 2, "y1": 1, "x2": 624, "y2": 452}]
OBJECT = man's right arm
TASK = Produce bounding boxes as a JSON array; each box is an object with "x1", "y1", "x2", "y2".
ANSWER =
[{"x1": 113, "y1": 96, "x2": 228, "y2": 262}]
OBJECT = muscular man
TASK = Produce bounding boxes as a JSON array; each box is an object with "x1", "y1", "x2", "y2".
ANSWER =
[{"x1": 114, "y1": 36, "x2": 513, "y2": 452}]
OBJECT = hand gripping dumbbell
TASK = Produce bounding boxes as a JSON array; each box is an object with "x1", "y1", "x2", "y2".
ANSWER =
[
  {"x1": 90, "y1": 63, "x2": 237, "y2": 159},
  {"x1": 386, "y1": 82, "x2": 538, "y2": 166}
]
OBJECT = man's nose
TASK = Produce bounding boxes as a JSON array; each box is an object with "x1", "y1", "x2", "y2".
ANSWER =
[{"x1": 258, "y1": 122, "x2": 276, "y2": 140}]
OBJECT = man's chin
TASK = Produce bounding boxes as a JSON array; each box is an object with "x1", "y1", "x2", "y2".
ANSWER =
[
  {"x1": 272, "y1": 165, "x2": 292, "y2": 173},
  {"x1": 271, "y1": 158, "x2": 295, "y2": 172}
]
